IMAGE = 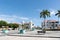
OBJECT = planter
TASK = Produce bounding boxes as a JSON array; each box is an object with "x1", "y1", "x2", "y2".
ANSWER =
[
  {"x1": 19, "y1": 29, "x2": 25, "y2": 34},
  {"x1": 3, "y1": 30, "x2": 9, "y2": 34},
  {"x1": 31, "y1": 28, "x2": 35, "y2": 31}
]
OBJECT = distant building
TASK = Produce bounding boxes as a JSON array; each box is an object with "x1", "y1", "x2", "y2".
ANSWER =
[
  {"x1": 21, "y1": 21, "x2": 34, "y2": 29},
  {"x1": 41, "y1": 20, "x2": 59, "y2": 29}
]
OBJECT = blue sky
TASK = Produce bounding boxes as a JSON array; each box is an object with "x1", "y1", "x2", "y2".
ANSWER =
[{"x1": 0, "y1": 0, "x2": 60, "y2": 26}]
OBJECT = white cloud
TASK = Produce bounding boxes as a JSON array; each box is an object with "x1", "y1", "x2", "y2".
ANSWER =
[
  {"x1": 0, "y1": 14, "x2": 29, "y2": 23},
  {"x1": 0, "y1": 14, "x2": 41, "y2": 26},
  {"x1": 49, "y1": 9, "x2": 58, "y2": 15},
  {"x1": 19, "y1": 17, "x2": 29, "y2": 20},
  {"x1": 10, "y1": 15, "x2": 29, "y2": 20}
]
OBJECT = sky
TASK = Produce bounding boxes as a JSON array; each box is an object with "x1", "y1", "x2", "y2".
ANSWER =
[{"x1": 0, "y1": 0, "x2": 60, "y2": 26}]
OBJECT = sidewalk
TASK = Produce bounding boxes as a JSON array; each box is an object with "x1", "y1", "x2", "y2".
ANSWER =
[
  {"x1": 0, "y1": 30, "x2": 60, "y2": 38},
  {"x1": 0, "y1": 36, "x2": 59, "y2": 40},
  {"x1": 7, "y1": 31, "x2": 60, "y2": 38}
]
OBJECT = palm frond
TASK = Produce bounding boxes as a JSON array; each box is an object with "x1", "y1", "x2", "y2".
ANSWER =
[
  {"x1": 55, "y1": 10, "x2": 60, "y2": 17},
  {"x1": 55, "y1": 13, "x2": 58, "y2": 16},
  {"x1": 40, "y1": 10, "x2": 50, "y2": 18}
]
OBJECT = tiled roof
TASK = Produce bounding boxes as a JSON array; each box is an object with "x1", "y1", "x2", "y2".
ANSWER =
[{"x1": 44, "y1": 20, "x2": 58, "y2": 22}]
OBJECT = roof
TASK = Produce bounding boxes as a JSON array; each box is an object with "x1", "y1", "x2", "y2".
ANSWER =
[{"x1": 44, "y1": 20, "x2": 58, "y2": 22}]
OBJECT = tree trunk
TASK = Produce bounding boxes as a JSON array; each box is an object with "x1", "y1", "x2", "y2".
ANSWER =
[
  {"x1": 58, "y1": 17, "x2": 59, "y2": 28},
  {"x1": 42, "y1": 18, "x2": 46, "y2": 29},
  {"x1": 44, "y1": 18, "x2": 46, "y2": 28}
]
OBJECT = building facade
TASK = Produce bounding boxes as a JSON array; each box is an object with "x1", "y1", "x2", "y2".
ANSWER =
[
  {"x1": 41, "y1": 20, "x2": 59, "y2": 29},
  {"x1": 21, "y1": 21, "x2": 34, "y2": 29}
]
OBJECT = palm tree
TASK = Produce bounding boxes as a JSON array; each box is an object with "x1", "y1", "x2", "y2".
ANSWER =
[
  {"x1": 55, "y1": 10, "x2": 60, "y2": 28},
  {"x1": 40, "y1": 10, "x2": 50, "y2": 29}
]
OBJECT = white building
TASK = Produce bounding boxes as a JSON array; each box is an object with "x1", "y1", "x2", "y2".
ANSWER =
[
  {"x1": 21, "y1": 21, "x2": 34, "y2": 29},
  {"x1": 41, "y1": 20, "x2": 59, "y2": 29}
]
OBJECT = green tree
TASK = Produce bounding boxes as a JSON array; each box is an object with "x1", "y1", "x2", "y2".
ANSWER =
[
  {"x1": 40, "y1": 10, "x2": 50, "y2": 29},
  {"x1": 8, "y1": 23, "x2": 13, "y2": 28},
  {"x1": 0, "y1": 20, "x2": 8, "y2": 28},
  {"x1": 8, "y1": 23, "x2": 19, "y2": 30},
  {"x1": 55, "y1": 10, "x2": 60, "y2": 28}
]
